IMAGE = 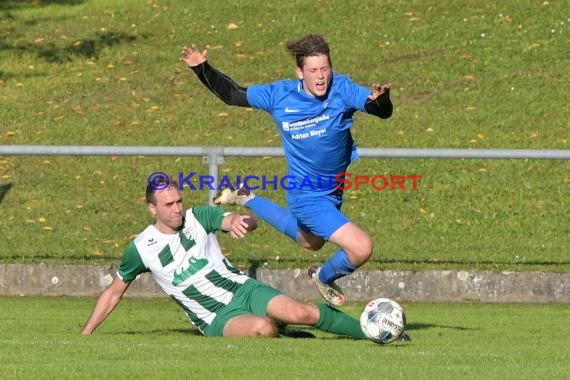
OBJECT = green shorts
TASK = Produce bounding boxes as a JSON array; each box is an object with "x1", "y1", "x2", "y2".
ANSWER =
[{"x1": 203, "y1": 279, "x2": 282, "y2": 337}]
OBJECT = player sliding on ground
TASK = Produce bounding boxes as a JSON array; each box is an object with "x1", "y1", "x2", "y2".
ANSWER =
[
  {"x1": 81, "y1": 178, "x2": 368, "y2": 339},
  {"x1": 181, "y1": 34, "x2": 393, "y2": 306}
]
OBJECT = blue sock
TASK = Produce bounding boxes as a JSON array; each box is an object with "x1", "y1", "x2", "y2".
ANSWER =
[
  {"x1": 244, "y1": 196, "x2": 298, "y2": 242},
  {"x1": 319, "y1": 250, "x2": 359, "y2": 284}
]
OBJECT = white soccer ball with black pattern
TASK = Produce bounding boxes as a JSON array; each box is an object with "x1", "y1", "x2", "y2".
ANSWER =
[{"x1": 360, "y1": 298, "x2": 406, "y2": 344}]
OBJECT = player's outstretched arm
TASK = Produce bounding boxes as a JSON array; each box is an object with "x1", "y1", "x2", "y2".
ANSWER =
[
  {"x1": 181, "y1": 44, "x2": 250, "y2": 107},
  {"x1": 364, "y1": 82, "x2": 393, "y2": 119},
  {"x1": 80, "y1": 276, "x2": 130, "y2": 335}
]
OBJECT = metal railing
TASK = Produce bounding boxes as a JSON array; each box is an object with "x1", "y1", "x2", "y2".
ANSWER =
[{"x1": 1, "y1": 145, "x2": 569, "y2": 203}]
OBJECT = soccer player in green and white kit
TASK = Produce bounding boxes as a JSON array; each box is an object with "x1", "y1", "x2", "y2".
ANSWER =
[{"x1": 81, "y1": 178, "x2": 366, "y2": 339}]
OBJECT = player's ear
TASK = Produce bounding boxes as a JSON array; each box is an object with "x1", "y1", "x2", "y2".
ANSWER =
[
  {"x1": 148, "y1": 202, "x2": 157, "y2": 217},
  {"x1": 295, "y1": 66, "x2": 303, "y2": 80}
]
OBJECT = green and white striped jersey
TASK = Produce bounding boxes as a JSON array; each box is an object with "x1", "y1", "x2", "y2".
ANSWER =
[{"x1": 116, "y1": 206, "x2": 251, "y2": 333}]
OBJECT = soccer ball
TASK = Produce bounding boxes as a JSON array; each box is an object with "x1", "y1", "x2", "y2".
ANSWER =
[{"x1": 360, "y1": 298, "x2": 406, "y2": 344}]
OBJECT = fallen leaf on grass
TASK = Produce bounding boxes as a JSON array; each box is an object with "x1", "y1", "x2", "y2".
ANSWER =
[{"x1": 72, "y1": 105, "x2": 85, "y2": 115}]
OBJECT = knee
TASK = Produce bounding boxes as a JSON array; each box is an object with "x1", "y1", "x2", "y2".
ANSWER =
[
  {"x1": 353, "y1": 236, "x2": 373, "y2": 264},
  {"x1": 289, "y1": 304, "x2": 320, "y2": 325},
  {"x1": 253, "y1": 318, "x2": 279, "y2": 337}
]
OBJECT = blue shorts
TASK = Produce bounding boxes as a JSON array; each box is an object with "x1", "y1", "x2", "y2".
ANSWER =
[{"x1": 286, "y1": 192, "x2": 349, "y2": 241}]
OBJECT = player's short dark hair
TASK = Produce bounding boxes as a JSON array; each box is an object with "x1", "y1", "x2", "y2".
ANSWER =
[
  {"x1": 145, "y1": 178, "x2": 179, "y2": 205},
  {"x1": 286, "y1": 34, "x2": 332, "y2": 68}
]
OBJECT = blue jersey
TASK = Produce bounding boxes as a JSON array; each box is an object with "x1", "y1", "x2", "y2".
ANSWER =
[{"x1": 247, "y1": 73, "x2": 372, "y2": 197}]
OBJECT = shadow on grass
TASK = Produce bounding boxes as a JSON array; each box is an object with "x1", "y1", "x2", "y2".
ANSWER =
[
  {"x1": 3, "y1": 255, "x2": 563, "y2": 270},
  {"x1": 1, "y1": 1, "x2": 143, "y2": 64},
  {"x1": 1, "y1": 255, "x2": 568, "y2": 271},
  {"x1": 245, "y1": 258, "x2": 570, "y2": 274},
  {"x1": 366, "y1": 257, "x2": 570, "y2": 270},
  {"x1": 0, "y1": 0, "x2": 86, "y2": 11},
  {"x1": 0, "y1": 183, "x2": 13, "y2": 205},
  {"x1": 120, "y1": 328, "x2": 203, "y2": 336},
  {"x1": 405, "y1": 322, "x2": 477, "y2": 332},
  {"x1": 0, "y1": 31, "x2": 141, "y2": 63},
  {"x1": 103, "y1": 324, "x2": 473, "y2": 340}
]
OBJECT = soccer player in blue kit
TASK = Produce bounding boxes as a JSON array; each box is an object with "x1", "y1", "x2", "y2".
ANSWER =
[{"x1": 181, "y1": 35, "x2": 393, "y2": 306}]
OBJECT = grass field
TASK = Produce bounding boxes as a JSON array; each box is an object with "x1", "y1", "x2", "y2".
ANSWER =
[
  {"x1": 0, "y1": 297, "x2": 568, "y2": 379},
  {"x1": 0, "y1": 0, "x2": 568, "y2": 271},
  {"x1": 1, "y1": 2, "x2": 568, "y2": 379}
]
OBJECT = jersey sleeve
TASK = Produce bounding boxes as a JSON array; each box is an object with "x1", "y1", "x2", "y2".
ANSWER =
[
  {"x1": 117, "y1": 241, "x2": 149, "y2": 283},
  {"x1": 341, "y1": 77, "x2": 372, "y2": 112},
  {"x1": 191, "y1": 206, "x2": 226, "y2": 234},
  {"x1": 246, "y1": 83, "x2": 277, "y2": 111}
]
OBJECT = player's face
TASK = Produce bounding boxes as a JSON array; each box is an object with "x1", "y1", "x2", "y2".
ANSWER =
[
  {"x1": 296, "y1": 54, "x2": 332, "y2": 98},
  {"x1": 148, "y1": 186, "x2": 184, "y2": 234}
]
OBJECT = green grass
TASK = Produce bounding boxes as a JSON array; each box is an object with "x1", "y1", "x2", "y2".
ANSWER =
[
  {"x1": 0, "y1": 0, "x2": 568, "y2": 270},
  {"x1": 0, "y1": 296, "x2": 568, "y2": 379}
]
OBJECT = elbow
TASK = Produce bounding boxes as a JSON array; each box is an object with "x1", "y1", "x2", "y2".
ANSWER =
[
  {"x1": 224, "y1": 87, "x2": 249, "y2": 107},
  {"x1": 365, "y1": 98, "x2": 393, "y2": 119},
  {"x1": 380, "y1": 109, "x2": 393, "y2": 119}
]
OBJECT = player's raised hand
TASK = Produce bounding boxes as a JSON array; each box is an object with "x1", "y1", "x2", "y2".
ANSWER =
[
  {"x1": 181, "y1": 44, "x2": 208, "y2": 67},
  {"x1": 368, "y1": 82, "x2": 392, "y2": 100}
]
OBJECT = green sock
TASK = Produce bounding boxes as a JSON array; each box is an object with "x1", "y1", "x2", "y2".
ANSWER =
[{"x1": 315, "y1": 303, "x2": 367, "y2": 340}]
